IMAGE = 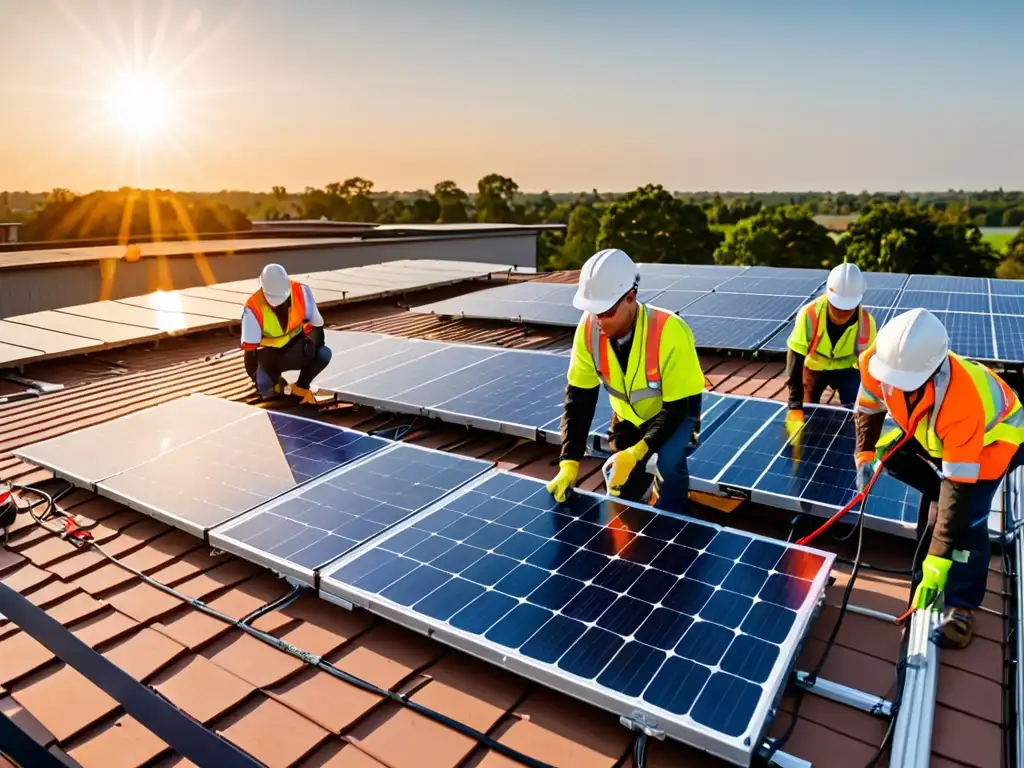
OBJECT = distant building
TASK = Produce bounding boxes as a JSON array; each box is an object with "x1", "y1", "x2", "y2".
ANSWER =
[{"x1": 0, "y1": 223, "x2": 20, "y2": 243}]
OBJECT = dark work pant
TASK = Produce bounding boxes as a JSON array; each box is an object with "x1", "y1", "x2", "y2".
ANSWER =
[
  {"x1": 244, "y1": 332, "x2": 332, "y2": 398},
  {"x1": 610, "y1": 417, "x2": 697, "y2": 516},
  {"x1": 883, "y1": 441, "x2": 1024, "y2": 609},
  {"x1": 804, "y1": 366, "x2": 861, "y2": 407}
]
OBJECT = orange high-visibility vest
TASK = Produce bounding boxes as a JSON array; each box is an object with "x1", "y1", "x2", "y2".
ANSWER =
[
  {"x1": 793, "y1": 295, "x2": 873, "y2": 370},
  {"x1": 244, "y1": 281, "x2": 308, "y2": 348},
  {"x1": 583, "y1": 304, "x2": 672, "y2": 407}
]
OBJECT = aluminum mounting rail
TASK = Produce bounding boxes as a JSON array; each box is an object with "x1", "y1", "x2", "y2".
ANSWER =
[
  {"x1": 1006, "y1": 465, "x2": 1024, "y2": 767},
  {"x1": 888, "y1": 608, "x2": 941, "y2": 767}
]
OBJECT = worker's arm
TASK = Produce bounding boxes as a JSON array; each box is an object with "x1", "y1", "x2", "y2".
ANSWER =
[
  {"x1": 641, "y1": 317, "x2": 704, "y2": 451},
  {"x1": 931, "y1": 408, "x2": 985, "y2": 559},
  {"x1": 642, "y1": 394, "x2": 701, "y2": 452},
  {"x1": 853, "y1": 348, "x2": 887, "y2": 458},
  {"x1": 560, "y1": 384, "x2": 599, "y2": 462},
  {"x1": 240, "y1": 307, "x2": 262, "y2": 351},
  {"x1": 785, "y1": 349, "x2": 806, "y2": 411},
  {"x1": 560, "y1": 319, "x2": 602, "y2": 462},
  {"x1": 301, "y1": 285, "x2": 324, "y2": 327}
]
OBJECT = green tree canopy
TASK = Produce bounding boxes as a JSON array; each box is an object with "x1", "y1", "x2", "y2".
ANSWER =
[
  {"x1": 596, "y1": 184, "x2": 722, "y2": 264},
  {"x1": 842, "y1": 202, "x2": 997, "y2": 276},
  {"x1": 996, "y1": 226, "x2": 1024, "y2": 279},
  {"x1": 434, "y1": 180, "x2": 469, "y2": 223},
  {"x1": 716, "y1": 206, "x2": 840, "y2": 269},
  {"x1": 476, "y1": 174, "x2": 520, "y2": 223}
]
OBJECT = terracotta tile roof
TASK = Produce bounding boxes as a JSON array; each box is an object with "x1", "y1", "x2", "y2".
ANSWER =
[{"x1": 0, "y1": 278, "x2": 1010, "y2": 768}]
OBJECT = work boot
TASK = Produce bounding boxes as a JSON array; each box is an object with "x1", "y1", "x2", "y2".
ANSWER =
[{"x1": 938, "y1": 607, "x2": 974, "y2": 649}]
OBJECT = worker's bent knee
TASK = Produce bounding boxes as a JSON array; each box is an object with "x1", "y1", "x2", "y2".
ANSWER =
[{"x1": 318, "y1": 346, "x2": 333, "y2": 363}]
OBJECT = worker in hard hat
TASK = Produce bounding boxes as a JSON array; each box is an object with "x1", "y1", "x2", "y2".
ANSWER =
[
  {"x1": 241, "y1": 264, "x2": 332, "y2": 404},
  {"x1": 546, "y1": 249, "x2": 704, "y2": 513},
  {"x1": 854, "y1": 308, "x2": 1024, "y2": 649},
  {"x1": 786, "y1": 262, "x2": 875, "y2": 418}
]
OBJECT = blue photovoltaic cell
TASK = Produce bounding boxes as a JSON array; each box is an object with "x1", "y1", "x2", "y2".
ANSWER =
[
  {"x1": 659, "y1": 276, "x2": 735, "y2": 292},
  {"x1": 759, "y1": 321, "x2": 794, "y2": 353},
  {"x1": 680, "y1": 315, "x2": 784, "y2": 351},
  {"x1": 683, "y1": 292, "x2": 805, "y2": 322},
  {"x1": 867, "y1": 306, "x2": 895, "y2": 331},
  {"x1": 933, "y1": 311, "x2": 995, "y2": 360},
  {"x1": 688, "y1": 398, "x2": 783, "y2": 483},
  {"x1": 314, "y1": 336, "x2": 443, "y2": 391},
  {"x1": 861, "y1": 288, "x2": 901, "y2": 308},
  {"x1": 713, "y1": 276, "x2": 824, "y2": 298},
  {"x1": 990, "y1": 279, "x2": 1024, "y2": 297},
  {"x1": 991, "y1": 295, "x2": 1024, "y2": 317},
  {"x1": 741, "y1": 266, "x2": 829, "y2": 279},
  {"x1": 322, "y1": 472, "x2": 832, "y2": 756},
  {"x1": 863, "y1": 273, "x2": 908, "y2": 290},
  {"x1": 903, "y1": 275, "x2": 989, "y2": 294},
  {"x1": 994, "y1": 315, "x2": 1024, "y2": 362},
  {"x1": 638, "y1": 274, "x2": 688, "y2": 291},
  {"x1": 897, "y1": 290, "x2": 990, "y2": 314},
  {"x1": 97, "y1": 411, "x2": 389, "y2": 534},
  {"x1": 638, "y1": 264, "x2": 746, "y2": 279},
  {"x1": 211, "y1": 445, "x2": 492, "y2": 577},
  {"x1": 650, "y1": 290, "x2": 709, "y2": 312}
]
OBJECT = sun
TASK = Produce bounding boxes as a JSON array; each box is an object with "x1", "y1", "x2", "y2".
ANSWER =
[{"x1": 105, "y1": 72, "x2": 176, "y2": 139}]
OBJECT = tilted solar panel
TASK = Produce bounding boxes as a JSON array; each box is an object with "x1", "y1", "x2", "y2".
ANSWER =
[
  {"x1": 932, "y1": 311, "x2": 996, "y2": 360},
  {"x1": 990, "y1": 295, "x2": 1024, "y2": 317},
  {"x1": 319, "y1": 471, "x2": 834, "y2": 766},
  {"x1": 683, "y1": 292, "x2": 806, "y2": 322},
  {"x1": 713, "y1": 276, "x2": 825, "y2": 298},
  {"x1": 862, "y1": 272, "x2": 909, "y2": 290},
  {"x1": 897, "y1": 290, "x2": 990, "y2": 314},
  {"x1": 209, "y1": 443, "x2": 493, "y2": 584},
  {"x1": 97, "y1": 410, "x2": 389, "y2": 537},
  {"x1": 903, "y1": 275, "x2": 989, "y2": 294}
]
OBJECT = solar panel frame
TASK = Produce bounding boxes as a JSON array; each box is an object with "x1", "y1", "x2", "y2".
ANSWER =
[
  {"x1": 208, "y1": 443, "x2": 494, "y2": 584},
  {"x1": 95, "y1": 409, "x2": 390, "y2": 538},
  {"x1": 318, "y1": 470, "x2": 835, "y2": 766}
]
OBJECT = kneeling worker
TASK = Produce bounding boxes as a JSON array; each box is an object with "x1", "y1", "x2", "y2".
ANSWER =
[
  {"x1": 854, "y1": 308, "x2": 1024, "y2": 648},
  {"x1": 786, "y1": 262, "x2": 875, "y2": 424},
  {"x1": 546, "y1": 249, "x2": 704, "y2": 514},
  {"x1": 241, "y1": 264, "x2": 332, "y2": 404}
]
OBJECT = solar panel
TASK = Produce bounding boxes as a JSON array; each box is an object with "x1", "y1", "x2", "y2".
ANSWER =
[
  {"x1": 658, "y1": 276, "x2": 735, "y2": 292},
  {"x1": 713, "y1": 276, "x2": 824, "y2": 298},
  {"x1": 897, "y1": 290, "x2": 990, "y2": 314},
  {"x1": 312, "y1": 335, "x2": 446, "y2": 392},
  {"x1": 990, "y1": 279, "x2": 1024, "y2": 297},
  {"x1": 209, "y1": 444, "x2": 493, "y2": 583},
  {"x1": 97, "y1": 410, "x2": 389, "y2": 537},
  {"x1": 680, "y1": 315, "x2": 784, "y2": 351},
  {"x1": 318, "y1": 471, "x2": 834, "y2": 766},
  {"x1": 688, "y1": 399, "x2": 784, "y2": 484},
  {"x1": 994, "y1": 315, "x2": 1024, "y2": 363},
  {"x1": 683, "y1": 293, "x2": 805, "y2": 322},
  {"x1": 991, "y1": 295, "x2": 1024, "y2": 317},
  {"x1": 861, "y1": 288, "x2": 902, "y2": 308},
  {"x1": 650, "y1": 290, "x2": 709, "y2": 312},
  {"x1": 11, "y1": 394, "x2": 253, "y2": 489},
  {"x1": 903, "y1": 275, "x2": 989, "y2": 294},
  {"x1": 863, "y1": 273, "x2": 908, "y2": 290},
  {"x1": 932, "y1": 311, "x2": 996, "y2": 360},
  {"x1": 637, "y1": 264, "x2": 746, "y2": 279},
  {"x1": 742, "y1": 266, "x2": 829, "y2": 279}
]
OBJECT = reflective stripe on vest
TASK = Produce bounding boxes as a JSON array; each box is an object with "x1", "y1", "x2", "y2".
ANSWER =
[
  {"x1": 245, "y1": 282, "x2": 307, "y2": 348},
  {"x1": 876, "y1": 353, "x2": 1024, "y2": 479},
  {"x1": 583, "y1": 304, "x2": 671, "y2": 406},
  {"x1": 804, "y1": 296, "x2": 871, "y2": 362}
]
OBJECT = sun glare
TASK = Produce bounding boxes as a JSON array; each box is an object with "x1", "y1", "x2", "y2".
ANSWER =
[{"x1": 106, "y1": 72, "x2": 175, "y2": 139}]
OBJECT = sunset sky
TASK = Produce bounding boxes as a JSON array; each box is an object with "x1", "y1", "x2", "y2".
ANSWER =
[{"x1": 2, "y1": 0, "x2": 1022, "y2": 193}]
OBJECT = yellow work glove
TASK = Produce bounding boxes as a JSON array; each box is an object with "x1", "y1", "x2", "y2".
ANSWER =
[
  {"x1": 289, "y1": 384, "x2": 317, "y2": 405},
  {"x1": 784, "y1": 410, "x2": 805, "y2": 464},
  {"x1": 546, "y1": 460, "x2": 579, "y2": 503},
  {"x1": 854, "y1": 450, "x2": 876, "y2": 492},
  {"x1": 606, "y1": 440, "x2": 649, "y2": 497}
]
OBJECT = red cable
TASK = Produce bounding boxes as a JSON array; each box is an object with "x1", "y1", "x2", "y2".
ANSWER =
[{"x1": 795, "y1": 427, "x2": 916, "y2": 547}]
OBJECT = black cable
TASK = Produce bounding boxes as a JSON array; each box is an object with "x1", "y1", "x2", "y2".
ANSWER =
[
  {"x1": 13, "y1": 484, "x2": 559, "y2": 768},
  {"x1": 633, "y1": 731, "x2": 647, "y2": 768},
  {"x1": 240, "y1": 584, "x2": 303, "y2": 626}
]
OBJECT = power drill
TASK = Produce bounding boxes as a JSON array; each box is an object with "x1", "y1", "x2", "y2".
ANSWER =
[{"x1": 0, "y1": 483, "x2": 16, "y2": 529}]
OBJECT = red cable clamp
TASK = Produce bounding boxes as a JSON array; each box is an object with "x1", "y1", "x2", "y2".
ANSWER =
[{"x1": 63, "y1": 518, "x2": 93, "y2": 542}]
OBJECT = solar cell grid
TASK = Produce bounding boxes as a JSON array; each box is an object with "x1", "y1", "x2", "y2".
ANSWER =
[
  {"x1": 932, "y1": 311, "x2": 996, "y2": 360},
  {"x1": 897, "y1": 290, "x2": 990, "y2": 314},
  {"x1": 679, "y1": 315, "x2": 784, "y2": 351},
  {"x1": 683, "y1": 292, "x2": 805, "y2": 322},
  {"x1": 990, "y1": 279, "x2": 1024, "y2": 297},
  {"x1": 649, "y1": 290, "x2": 708, "y2": 312},
  {"x1": 860, "y1": 288, "x2": 901, "y2": 308},
  {"x1": 994, "y1": 315, "x2": 1024, "y2": 362},
  {"x1": 862, "y1": 272, "x2": 909, "y2": 290},
  {"x1": 97, "y1": 410, "x2": 388, "y2": 537},
  {"x1": 209, "y1": 444, "x2": 493, "y2": 583},
  {"x1": 320, "y1": 471, "x2": 833, "y2": 765},
  {"x1": 990, "y1": 295, "x2": 1024, "y2": 317},
  {"x1": 713, "y1": 276, "x2": 824, "y2": 298},
  {"x1": 904, "y1": 275, "x2": 989, "y2": 294}
]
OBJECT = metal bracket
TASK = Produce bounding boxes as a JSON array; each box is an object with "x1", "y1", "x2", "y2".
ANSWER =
[
  {"x1": 845, "y1": 603, "x2": 900, "y2": 623},
  {"x1": 794, "y1": 671, "x2": 893, "y2": 717},
  {"x1": 1, "y1": 373, "x2": 64, "y2": 394},
  {"x1": 759, "y1": 741, "x2": 814, "y2": 768},
  {"x1": 618, "y1": 711, "x2": 665, "y2": 741}
]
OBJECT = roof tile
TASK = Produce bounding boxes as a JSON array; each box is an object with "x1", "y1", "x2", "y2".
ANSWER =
[
  {"x1": 66, "y1": 714, "x2": 170, "y2": 768},
  {"x1": 104, "y1": 580, "x2": 184, "y2": 624},
  {"x1": 2, "y1": 562, "x2": 54, "y2": 593},
  {"x1": 102, "y1": 627, "x2": 186, "y2": 681},
  {"x1": 0, "y1": 695, "x2": 56, "y2": 747},
  {"x1": 347, "y1": 703, "x2": 477, "y2": 768},
  {"x1": 21, "y1": 577, "x2": 79, "y2": 609},
  {"x1": 202, "y1": 631, "x2": 307, "y2": 689},
  {"x1": 48, "y1": 548, "x2": 110, "y2": 581},
  {"x1": 410, "y1": 655, "x2": 529, "y2": 733},
  {"x1": 152, "y1": 606, "x2": 234, "y2": 650},
  {"x1": 932, "y1": 702, "x2": 1002, "y2": 767},
  {"x1": 72, "y1": 609, "x2": 140, "y2": 648},
  {"x1": 488, "y1": 688, "x2": 631, "y2": 768},
  {"x1": 269, "y1": 668, "x2": 383, "y2": 734},
  {"x1": 203, "y1": 573, "x2": 294, "y2": 626},
  {"x1": 766, "y1": 715, "x2": 882, "y2": 767},
  {"x1": 153, "y1": 655, "x2": 257, "y2": 724},
  {"x1": 299, "y1": 741, "x2": 389, "y2": 767},
  {"x1": 17, "y1": 535, "x2": 82, "y2": 569},
  {"x1": 73, "y1": 562, "x2": 137, "y2": 596},
  {"x1": 216, "y1": 697, "x2": 330, "y2": 768},
  {"x1": 251, "y1": 592, "x2": 374, "y2": 642},
  {"x1": 173, "y1": 557, "x2": 262, "y2": 601},
  {"x1": 0, "y1": 631, "x2": 55, "y2": 685},
  {"x1": 45, "y1": 590, "x2": 107, "y2": 627},
  {"x1": 330, "y1": 624, "x2": 444, "y2": 691},
  {"x1": 11, "y1": 666, "x2": 117, "y2": 742},
  {"x1": 117, "y1": 529, "x2": 200, "y2": 574},
  {"x1": 148, "y1": 547, "x2": 226, "y2": 587}
]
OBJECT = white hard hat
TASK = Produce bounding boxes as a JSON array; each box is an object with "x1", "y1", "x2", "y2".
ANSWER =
[
  {"x1": 868, "y1": 308, "x2": 949, "y2": 391},
  {"x1": 573, "y1": 249, "x2": 639, "y2": 314},
  {"x1": 260, "y1": 263, "x2": 291, "y2": 307},
  {"x1": 825, "y1": 262, "x2": 866, "y2": 311}
]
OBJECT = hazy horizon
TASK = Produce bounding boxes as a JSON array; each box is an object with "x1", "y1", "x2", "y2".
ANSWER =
[{"x1": 3, "y1": 0, "x2": 1022, "y2": 194}]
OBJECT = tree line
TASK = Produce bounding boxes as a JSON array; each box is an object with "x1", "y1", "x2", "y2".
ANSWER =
[{"x1": 3, "y1": 180, "x2": 1024, "y2": 279}]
